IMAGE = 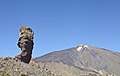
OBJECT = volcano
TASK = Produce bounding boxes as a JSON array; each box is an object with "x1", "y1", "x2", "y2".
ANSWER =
[{"x1": 34, "y1": 44, "x2": 120, "y2": 76}]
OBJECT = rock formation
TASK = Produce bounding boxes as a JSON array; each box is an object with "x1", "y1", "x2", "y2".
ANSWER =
[{"x1": 15, "y1": 26, "x2": 34, "y2": 63}]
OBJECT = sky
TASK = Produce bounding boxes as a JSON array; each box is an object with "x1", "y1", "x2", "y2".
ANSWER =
[{"x1": 0, "y1": 0, "x2": 120, "y2": 57}]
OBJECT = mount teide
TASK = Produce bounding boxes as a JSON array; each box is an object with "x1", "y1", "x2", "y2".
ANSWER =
[{"x1": 34, "y1": 44, "x2": 120, "y2": 76}]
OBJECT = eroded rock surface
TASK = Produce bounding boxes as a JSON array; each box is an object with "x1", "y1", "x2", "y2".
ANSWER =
[
  {"x1": 0, "y1": 57, "x2": 60, "y2": 76},
  {"x1": 15, "y1": 26, "x2": 34, "y2": 63}
]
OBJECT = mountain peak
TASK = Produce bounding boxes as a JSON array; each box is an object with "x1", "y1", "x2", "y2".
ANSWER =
[{"x1": 76, "y1": 44, "x2": 88, "y2": 51}]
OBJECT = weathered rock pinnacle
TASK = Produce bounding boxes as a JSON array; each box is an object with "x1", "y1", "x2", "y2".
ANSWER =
[{"x1": 15, "y1": 26, "x2": 34, "y2": 63}]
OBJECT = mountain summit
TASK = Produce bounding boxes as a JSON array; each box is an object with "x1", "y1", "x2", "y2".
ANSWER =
[{"x1": 34, "y1": 44, "x2": 120, "y2": 76}]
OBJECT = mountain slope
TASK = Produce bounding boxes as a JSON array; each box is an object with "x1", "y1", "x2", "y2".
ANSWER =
[
  {"x1": 0, "y1": 57, "x2": 60, "y2": 76},
  {"x1": 34, "y1": 44, "x2": 120, "y2": 76}
]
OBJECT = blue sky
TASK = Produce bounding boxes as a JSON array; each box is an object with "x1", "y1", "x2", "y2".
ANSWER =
[{"x1": 0, "y1": 0, "x2": 120, "y2": 57}]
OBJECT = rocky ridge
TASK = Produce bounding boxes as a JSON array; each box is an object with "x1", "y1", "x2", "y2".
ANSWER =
[
  {"x1": 0, "y1": 57, "x2": 111, "y2": 76},
  {"x1": 0, "y1": 57, "x2": 61, "y2": 76}
]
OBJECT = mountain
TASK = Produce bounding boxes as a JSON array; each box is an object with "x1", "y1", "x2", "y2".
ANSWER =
[{"x1": 34, "y1": 44, "x2": 120, "y2": 76}]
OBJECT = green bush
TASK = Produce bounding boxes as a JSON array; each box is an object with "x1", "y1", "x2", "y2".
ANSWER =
[{"x1": 0, "y1": 71, "x2": 11, "y2": 76}]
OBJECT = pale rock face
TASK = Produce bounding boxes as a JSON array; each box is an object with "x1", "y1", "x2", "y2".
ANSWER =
[
  {"x1": 99, "y1": 70, "x2": 108, "y2": 76},
  {"x1": 76, "y1": 44, "x2": 88, "y2": 51},
  {"x1": 84, "y1": 45, "x2": 88, "y2": 48},
  {"x1": 76, "y1": 46, "x2": 83, "y2": 51}
]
